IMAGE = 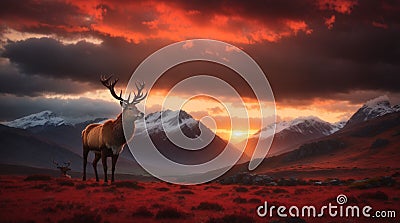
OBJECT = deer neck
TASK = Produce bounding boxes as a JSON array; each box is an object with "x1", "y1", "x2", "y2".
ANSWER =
[{"x1": 118, "y1": 112, "x2": 136, "y2": 142}]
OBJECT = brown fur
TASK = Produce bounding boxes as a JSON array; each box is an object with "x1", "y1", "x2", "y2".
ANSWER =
[{"x1": 82, "y1": 114, "x2": 127, "y2": 151}]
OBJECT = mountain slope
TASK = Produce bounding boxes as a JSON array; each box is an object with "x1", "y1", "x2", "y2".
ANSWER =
[
  {"x1": 250, "y1": 111, "x2": 400, "y2": 178},
  {"x1": 132, "y1": 110, "x2": 244, "y2": 166},
  {"x1": 0, "y1": 124, "x2": 147, "y2": 175},
  {"x1": 241, "y1": 116, "x2": 341, "y2": 158},
  {"x1": 27, "y1": 118, "x2": 106, "y2": 155},
  {"x1": 0, "y1": 124, "x2": 83, "y2": 171}
]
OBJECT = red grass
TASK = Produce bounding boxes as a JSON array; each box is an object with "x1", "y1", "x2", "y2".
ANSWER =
[{"x1": 0, "y1": 175, "x2": 399, "y2": 223}]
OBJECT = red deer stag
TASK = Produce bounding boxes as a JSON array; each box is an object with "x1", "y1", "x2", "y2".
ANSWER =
[
  {"x1": 82, "y1": 75, "x2": 147, "y2": 182},
  {"x1": 53, "y1": 160, "x2": 71, "y2": 178}
]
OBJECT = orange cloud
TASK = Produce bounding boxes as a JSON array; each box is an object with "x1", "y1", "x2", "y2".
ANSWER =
[
  {"x1": 63, "y1": 0, "x2": 314, "y2": 44},
  {"x1": 317, "y1": 0, "x2": 358, "y2": 14},
  {"x1": 324, "y1": 15, "x2": 336, "y2": 29}
]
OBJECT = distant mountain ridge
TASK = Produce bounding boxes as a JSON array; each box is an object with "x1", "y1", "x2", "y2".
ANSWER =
[
  {"x1": 0, "y1": 109, "x2": 244, "y2": 176},
  {"x1": 252, "y1": 116, "x2": 342, "y2": 140},
  {"x1": 242, "y1": 116, "x2": 343, "y2": 158},
  {"x1": 346, "y1": 95, "x2": 400, "y2": 126},
  {"x1": 2, "y1": 111, "x2": 66, "y2": 129},
  {"x1": 2, "y1": 95, "x2": 399, "y2": 177}
]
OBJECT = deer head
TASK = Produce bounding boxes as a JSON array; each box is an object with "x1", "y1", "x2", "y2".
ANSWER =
[{"x1": 100, "y1": 75, "x2": 146, "y2": 121}]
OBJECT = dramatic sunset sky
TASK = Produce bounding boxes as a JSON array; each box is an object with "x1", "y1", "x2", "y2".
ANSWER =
[{"x1": 0, "y1": 0, "x2": 399, "y2": 142}]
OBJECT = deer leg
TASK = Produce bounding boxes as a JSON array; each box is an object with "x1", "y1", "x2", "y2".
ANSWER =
[
  {"x1": 92, "y1": 152, "x2": 101, "y2": 182},
  {"x1": 111, "y1": 154, "x2": 119, "y2": 182},
  {"x1": 101, "y1": 150, "x2": 108, "y2": 183},
  {"x1": 82, "y1": 148, "x2": 89, "y2": 181}
]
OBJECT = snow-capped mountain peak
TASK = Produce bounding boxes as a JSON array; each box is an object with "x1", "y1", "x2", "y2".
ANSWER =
[
  {"x1": 135, "y1": 109, "x2": 198, "y2": 135},
  {"x1": 252, "y1": 116, "x2": 339, "y2": 139},
  {"x1": 347, "y1": 95, "x2": 399, "y2": 126},
  {"x1": 364, "y1": 95, "x2": 390, "y2": 108},
  {"x1": 2, "y1": 110, "x2": 66, "y2": 129}
]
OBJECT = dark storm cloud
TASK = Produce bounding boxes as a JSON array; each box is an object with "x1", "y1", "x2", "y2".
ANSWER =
[
  {"x1": 241, "y1": 18, "x2": 400, "y2": 102},
  {"x1": 0, "y1": 95, "x2": 120, "y2": 123},
  {"x1": 170, "y1": 0, "x2": 314, "y2": 20},
  {"x1": 0, "y1": 0, "x2": 399, "y2": 105},
  {"x1": 0, "y1": 0, "x2": 80, "y2": 24},
  {"x1": 0, "y1": 0, "x2": 94, "y2": 38},
  {"x1": 2, "y1": 37, "x2": 164, "y2": 86},
  {"x1": 0, "y1": 59, "x2": 92, "y2": 96}
]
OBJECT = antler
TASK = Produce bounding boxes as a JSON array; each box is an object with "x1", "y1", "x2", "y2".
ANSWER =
[
  {"x1": 100, "y1": 75, "x2": 124, "y2": 102},
  {"x1": 100, "y1": 75, "x2": 147, "y2": 105},
  {"x1": 131, "y1": 81, "x2": 147, "y2": 104}
]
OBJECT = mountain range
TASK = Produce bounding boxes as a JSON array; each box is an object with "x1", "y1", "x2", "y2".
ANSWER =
[
  {"x1": 0, "y1": 109, "x2": 243, "y2": 176},
  {"x1": 1, "y1": 95, "x2": 399, "y2": 178}
]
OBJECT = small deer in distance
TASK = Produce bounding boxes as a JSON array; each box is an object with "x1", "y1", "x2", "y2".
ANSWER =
[
  {"x1": 53, "y1": 160, "x2": 71, "y2": 178},
  {"x1": 82, "y1": 75, "x2": 147, "y2": 182}
]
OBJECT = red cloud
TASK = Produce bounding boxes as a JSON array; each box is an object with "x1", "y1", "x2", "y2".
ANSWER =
[
  {"x1": 1, "y1": 0, "x2": 316, "y2": 44},
  {"x1": 324, "y1": 15, "x2": 336, "y2": 30},
  {"x1": 316, "y1": 0, "x2": 358, "y2": 14}
]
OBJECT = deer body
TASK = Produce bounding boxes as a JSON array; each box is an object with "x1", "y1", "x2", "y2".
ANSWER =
[
  {"x1": 82, "y1": 75, "x2": 146, "y2": 182},
  {"x1": 83, "y1": 115, "x2": 127, "y2": 154}
]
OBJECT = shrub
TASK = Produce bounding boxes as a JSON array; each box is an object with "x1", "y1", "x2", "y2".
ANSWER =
[
  {"x1": 75, "y1": 184, "x2": 87, "y2": 190},
  {"x1": 155, "y1": 187, "x2": 170, "y2": 191},
  {"x1": 180, "y1": 185, "x2": 190, "y2": 189},
  {"x1": 132, "y1": 206, "x2": 154, "y2": 218},
  {"x1": 195, "y1": 202, "x2": 224, "y2": 211},
  {"x1": 204, "y1": 185, "x2": 221, "y2": 190},
  {"x1": 58, "y1": 180, "x2": 74, "y2": 186},
  {"x1": 217, "y1": 193, "x2": 229, "y2": 197},
  {"x1": 253, "y1": 189, "x2": 270, "y2": 196},
  {"x1": 294, "y1": 188, "x2": 309, "y2": 195},
  {"x1": 155, "y1": 207, "x2": 186, "y2": 219},
  {"x1": 273, "y1": 188, "x2": 289, "y2": 193},
  {"x1": 207, "y1": 214, "x2": 255, "y2": 223},
  {"x1": 103, "y1": 186, "x2": 118, "y2": 193},
  {"x1": 349, "y1": 177, "x2": 395, "y2": 189},
  {"x1": 58, "y1": 211, "x2": 101, "y2": 223},
  {"x1": 359, "y1": 191, "x2": 389, "y2": 201},
  {"x1": 248, "y1": 198, "x2": 262, "y2": 204},
  {"x1": 24, "y1": 175, "x2": 52, "y2": 181},
  {"x1": 54, "y1": 202, "x2": 85, "y2": 211},
  {"x1": 175, "y1": 190, "x2": 194, "y2": 194},
  {"x1": 105, "y1": 204, "x2": 119, "y2": 214},
  {"x1": 233, "y1": 197, "x2": 247, "y2": 203},
  {"x1": 42, "y1": 206, "x2": 57, "y2": 213},
  {"x1": 151, "y1": 203, "x2": 164, "y2": 209},
  {"x1": 234, "y1": 187, "x2": 249, "y2": 192},
  {"x1": 32, "y1": 184, "x2": 53, "y2": 192},
  {"x1": 114, "y1": 181, "x2": 144, "y2": 189}
]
